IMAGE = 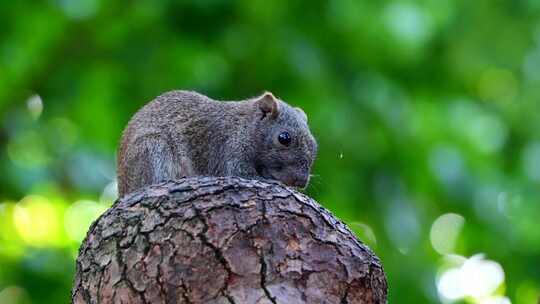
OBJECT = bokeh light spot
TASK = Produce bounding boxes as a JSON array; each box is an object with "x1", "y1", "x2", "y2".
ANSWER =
[
  {"x1": 48, "y1": 117, "x2": 78, "y2": 151},
  {"x1": 56, "y1": 0, "x2": 100, "y2": 20},
  {"x1": 449, "y1": 100, "x2": 508, "y2": 154},
  {"x1": 524, "y1": 47, "x2": 540, "y2": 82},
  {"x1": 385, "y1": 201, "x2": 420, "y2": 254},
  {"x1": 468, "y1": 114, "x2": 508, "y2": 153},
  {"x1": 430, "y1": 213, "x2": 465, "y2": 255},
  {"x1": 0, "y1": 202, "x2": 24, "y2": 257},
  {"x1": 522, "y1": 141, "x2": 540, "y2": 182},
  {"x1": 64, "y1": 200, "x2": 108, "y2": 243},
  {"x1": 26, "y1": 94, "x2": 43, "y2": 120},
  {"x1": 7, "y1": 130, "x2": 50, "y2": 168},
  {"x1": 480, "y1": 296, "x2": 512, "y2": 304},
  {"x1": 351, "y1": 222, "x2": 377, "y2": 248},
  {"x1": 437, "y1": 267, "x2": 462, "y2": 301},
  {"x1": 477, "y1": 68, "x2": 518, "y2": 102},
  {"x1": 0, "y1": 286, "x2": 31, "y2": 304},
  {"x1": 13, "y1": 195, "x2": 62, "y2": 247},
  {"x1": 437, "y1": 254, "x2": 506, "y2": 303},
  {"x1": 384, "y1": 3, "x2": 433, "y2": 48},
  {"x1": 461, "y1": 255, "x2": 505, "y2": 298},
  {"x1": 100, "y1": 180, "x2": 118, "y2": 204},
  {"x1": 429, "y1": 145, "x2": 465, "y2": 186}
]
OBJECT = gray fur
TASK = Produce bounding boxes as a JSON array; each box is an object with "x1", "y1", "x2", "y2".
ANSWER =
[{"x1": 117, "y1": 90, "x2": 318, "y2": 197}]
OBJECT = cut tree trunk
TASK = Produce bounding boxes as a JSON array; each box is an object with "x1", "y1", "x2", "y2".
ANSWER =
[{"x1": 72, "y1": 177, "x2": 387, "y2": 304}]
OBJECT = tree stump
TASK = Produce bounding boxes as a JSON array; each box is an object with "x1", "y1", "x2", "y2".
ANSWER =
[{"x1": 72, "y1": 177, "x2": 387, "y2": 303}]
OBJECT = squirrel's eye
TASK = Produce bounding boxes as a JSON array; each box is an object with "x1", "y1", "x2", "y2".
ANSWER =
[{"x1": 278, "y1": 132, "x2": 292, "y2": 146}]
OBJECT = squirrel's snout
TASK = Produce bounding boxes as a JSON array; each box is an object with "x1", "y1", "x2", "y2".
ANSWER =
[
  {"x1": 266, "y1": 164, "x2": 310, "y2": 189},
  {"x1": 284, "y1": 174, "x2": 309, "y2": 189}
]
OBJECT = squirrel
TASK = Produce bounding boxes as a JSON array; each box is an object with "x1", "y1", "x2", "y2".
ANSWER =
[{"x1": 117, "y1": 90, "x2": 318, "y2": 197}]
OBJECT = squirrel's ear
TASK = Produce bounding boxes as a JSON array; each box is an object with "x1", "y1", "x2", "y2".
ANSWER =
[
  {"x1": 295, "y1": 107, "x2": 308, "y2": 122},
  {"x1": 256, "y1": 91, "x2": 279, "y2": 119}
]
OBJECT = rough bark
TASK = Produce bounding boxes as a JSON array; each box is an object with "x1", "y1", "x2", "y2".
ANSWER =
[{"x1": 72, "y1": 177, "x2": 387, "y2": 304}]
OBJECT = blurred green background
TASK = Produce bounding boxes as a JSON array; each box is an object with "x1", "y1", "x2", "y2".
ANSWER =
[{"x1": 1, "y1": 0, "x2": 539, "y2": 303}]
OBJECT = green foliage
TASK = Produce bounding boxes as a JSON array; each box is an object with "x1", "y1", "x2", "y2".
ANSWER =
[{"x1": 1, "y1": 1, "x2": 539, "y2": 303}]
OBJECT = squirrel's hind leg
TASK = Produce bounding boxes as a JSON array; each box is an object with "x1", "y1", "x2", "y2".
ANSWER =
[{"x1": 122, "y1": 135, "x2": 182, "y2": 195}]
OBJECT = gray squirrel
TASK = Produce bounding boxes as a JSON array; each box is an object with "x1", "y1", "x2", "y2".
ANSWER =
[{"x1": 117, "y1": 90, "x2": 318, "y2": 197}]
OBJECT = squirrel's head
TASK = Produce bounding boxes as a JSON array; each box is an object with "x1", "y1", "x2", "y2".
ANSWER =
[{"x1": 252, "y1": 92, "x2": 318, "y2": 189}]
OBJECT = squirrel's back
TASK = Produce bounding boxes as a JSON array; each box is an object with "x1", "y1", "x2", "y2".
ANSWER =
[
  {"x1": 117, "y1": 90, "x2": 317, "y2": 197},
  {"x1": 117, "y1": 90, "x2": 229, "y2": 196}
]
